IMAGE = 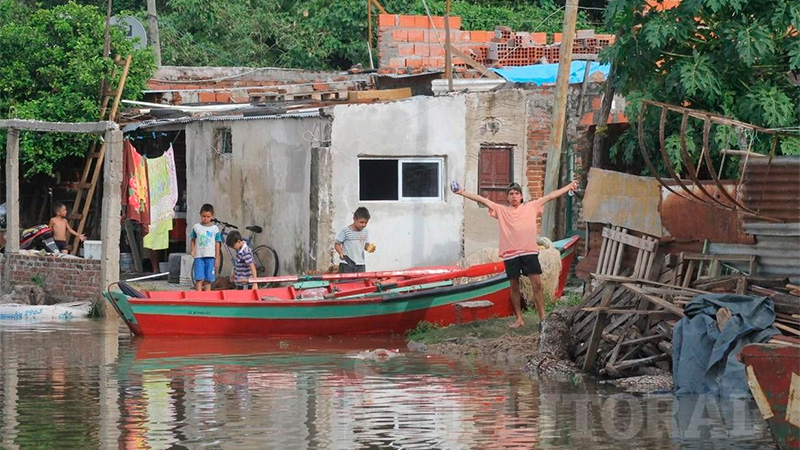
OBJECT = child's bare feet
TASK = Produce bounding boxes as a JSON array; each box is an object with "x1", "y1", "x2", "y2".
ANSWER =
[{"x1": 509, "y1": 319, "x2": 525, "y2": 328}]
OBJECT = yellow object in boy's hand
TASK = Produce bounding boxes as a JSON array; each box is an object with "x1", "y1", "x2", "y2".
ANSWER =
[{"x1": 366, "y1": 243, "x2": 376, "y2": 253}]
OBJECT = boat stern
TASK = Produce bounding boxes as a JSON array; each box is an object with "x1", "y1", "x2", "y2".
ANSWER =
[{"x1": 104, "y1": 290, "x2": 144, "y2": 336}]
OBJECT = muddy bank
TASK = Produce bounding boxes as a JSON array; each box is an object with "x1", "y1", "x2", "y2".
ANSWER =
[
  {"x1": 408, "y1": 305, "x2": 674, "y2": 393},
  {"x1": 409, "y1": 333, "x2": 539, "y2": 365}
]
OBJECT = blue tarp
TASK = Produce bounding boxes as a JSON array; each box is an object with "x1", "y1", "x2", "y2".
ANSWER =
[
  {"x1": 672, "y1": 294, "x2": 779, "y2": 397},
  {"x1": 491, "y1": 61, "x2": 611, "y2": 85}
]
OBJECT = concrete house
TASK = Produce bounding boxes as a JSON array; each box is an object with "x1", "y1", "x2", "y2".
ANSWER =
[{"x1": 168, "y1": 89, "x2": 528, "y2": 274}]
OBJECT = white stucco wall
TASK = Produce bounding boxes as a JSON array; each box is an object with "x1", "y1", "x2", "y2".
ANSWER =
[
  {"x1": 329, "y1": 96, "x2": 468, "y2": 270},
  {"x1": 186, "y1": 116, "x2": 325, "y2": 275},
  {"x1": 463, "y1": 90, "x2": 528, "y2": 257}
]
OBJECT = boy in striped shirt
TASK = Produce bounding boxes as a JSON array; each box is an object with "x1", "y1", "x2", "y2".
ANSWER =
[
  {"x1": 334, "y1": 207, "x2": 375, "y2": 273},
  {"x1": 226, "y1": 230, "x2": 257, "y2": 290}
]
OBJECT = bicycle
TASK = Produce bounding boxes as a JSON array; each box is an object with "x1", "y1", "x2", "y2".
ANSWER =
[{"x1": 190, "y1": 219, "x2": 279, "y2": 285}]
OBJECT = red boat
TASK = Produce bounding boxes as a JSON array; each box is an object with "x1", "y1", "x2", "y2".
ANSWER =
[
  {"x1": 105, "y1": 236, "x2": 581, "y2": 338},
  {"x1": 741, "y1": 337, "x2": 800, "y2": 450}
]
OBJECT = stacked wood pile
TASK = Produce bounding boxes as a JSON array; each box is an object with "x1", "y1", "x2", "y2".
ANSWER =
[{"x1": 570, "y1": 225, "x2": 800, "y2": 379}]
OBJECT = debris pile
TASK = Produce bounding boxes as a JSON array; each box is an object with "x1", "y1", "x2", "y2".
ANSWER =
[{"x1": 569, "y1": 225, "x2": 800, "y2": 381}]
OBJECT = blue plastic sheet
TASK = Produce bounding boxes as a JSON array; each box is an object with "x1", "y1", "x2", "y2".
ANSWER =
[
  {"x1": 491, "y1": 61, "x2": 611, "y2": 85},
  {"x1": 672, "y1": 294, "x2": 779, "y2": 397}
]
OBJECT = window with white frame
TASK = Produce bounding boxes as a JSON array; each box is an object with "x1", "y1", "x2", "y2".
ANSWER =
[{"x1": 359, "y1": 157, "x2": 444, "y2": 201}]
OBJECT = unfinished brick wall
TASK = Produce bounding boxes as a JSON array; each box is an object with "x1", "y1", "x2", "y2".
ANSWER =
[
  {"x1": 377, "y1": 13, "x2": 615, "y2": 74},
  {"x1": 0, "y1": 254, "x2": 102, "y2": 303}
]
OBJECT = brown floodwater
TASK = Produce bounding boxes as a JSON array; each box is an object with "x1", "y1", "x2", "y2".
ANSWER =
[{"x1": 0, "y1": 318, "x2": 777, "y2": 449}]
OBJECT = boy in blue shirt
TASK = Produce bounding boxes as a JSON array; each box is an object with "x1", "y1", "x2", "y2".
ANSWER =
[{"x1": 189, "y1": 204, "x2": 222, "y2": 291}]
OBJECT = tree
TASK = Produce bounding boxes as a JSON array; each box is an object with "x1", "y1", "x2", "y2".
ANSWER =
[
  {"x1": 0, "y1": 0, "x2": 156, "y2": 176},
  {"x1": 602, "y1": 0, "x2": 800, "y2": 177}
]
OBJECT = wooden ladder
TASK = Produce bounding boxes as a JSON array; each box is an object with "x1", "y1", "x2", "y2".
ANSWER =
[{"x1": 68, "y1": 55, "x2": 132, "y2": 254}]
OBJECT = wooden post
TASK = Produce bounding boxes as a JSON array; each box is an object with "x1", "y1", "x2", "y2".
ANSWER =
[
  {"x1": 100, "y1": 128, "x2": 123, "y2": 313},
  {"x1": 146, "y1": 0, "x2": 162, "y2": 67},
  {"x1": 444, "y1": 0, "x2": 453, "y2": 92},
  {"x1": 540, "y1": 0, "x2": 579, "y2": 240},
  {"x1": 4, "y1": 128, "x2": 19, "y2": 254}
]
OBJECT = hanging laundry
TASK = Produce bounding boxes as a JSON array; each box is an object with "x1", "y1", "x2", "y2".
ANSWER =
[
  {"x1": 143, "y1": 148, "x2": 178, "y2": 250},
  {"x1": 121, "y1": 141, "x2": 150, "y2": 231}
]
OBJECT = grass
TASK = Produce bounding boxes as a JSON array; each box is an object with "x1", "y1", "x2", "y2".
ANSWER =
[
  {"x1": 406, "y1": 309, "x2": 541, "y2": 344},
  {"x1": 406, "y1": 292, "x2": 584, "y2": 345}
]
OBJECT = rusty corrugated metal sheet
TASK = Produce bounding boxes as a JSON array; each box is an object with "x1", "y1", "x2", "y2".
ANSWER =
[
  {"x1": 661, "y1": 181, "x2": 754, "y2": 244},
  {"x1": 741, "y1": 156, "x2": 800, "y2": 223}
]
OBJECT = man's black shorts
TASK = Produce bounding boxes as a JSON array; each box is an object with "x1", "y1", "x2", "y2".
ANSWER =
[{"x1": 503, "y1": 254, "x2": 542, "y2": 279}]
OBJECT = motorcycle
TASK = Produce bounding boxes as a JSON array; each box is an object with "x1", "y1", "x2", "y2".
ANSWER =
[{"x1": 0, "y1": 224, "x2": 60, "y2": 254}]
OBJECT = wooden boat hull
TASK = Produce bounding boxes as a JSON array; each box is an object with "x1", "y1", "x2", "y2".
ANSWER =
[
  {"x1": 741, "y1": 340, "x2": 800, "y2": 450},
  {"x1": 107, "y1": 275, "x2": 512, "y2": 337}
]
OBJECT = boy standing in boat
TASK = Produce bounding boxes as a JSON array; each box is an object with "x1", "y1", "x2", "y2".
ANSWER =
[
  {"x1": 48, "y1": 202, "x2": 86, "y2": 253},
  {"x1": 190, "y1": 204, "x2": 223, "y2": 291},
  {"x1": 334, "y1": 207, "x2": 376, "y2": 273},
  {"x1": 226, "y1": 230, "x2": 257, "y2": 290},
  {"x1": 453, "y1": 180, "x2": 578, "y2": 327}
]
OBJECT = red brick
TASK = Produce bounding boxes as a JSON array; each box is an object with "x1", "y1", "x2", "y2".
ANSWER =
[
  {"x1": 388, "y1": 57, "x2": 406, "y2": 67},
  {"x1": 448, "y1": 16, "x2": 461, "y2": 29},
  {"x1": 399, "y1": 15, "x2": 416, "y2": 27},
  {"x1": 429, "y1": 45, "x2": 445, "y2": 57},
  {"x1": 456, "y1": 31, "x2": 470, "y2": 42},
  {"x1": 408, "y1": 30, "x2": 425, "y2": 42},
  {"x1": 198, "y1": 91, "x2": 216, "y2": 103},
  {"x1": 590, "y1": 96, "x2": 602, "y2": 110},
  {"x1": 414, "y1": 16, "x2": 429, "y2": 28},
  {"x1": 406, "y1": 58, "x2": 423, "y2": 68},
  {"x1": 398, "y1": 44, "x2": 414, "y2": 56},
  {"x1": 414, "y1": 44, "x2": 430, "y2": 56},
  {"x1": 312, "y1": 83, "x2": 330, "y2": 91},
  {"x1": 431, "y1": 17, "x2": 445, "y2": 28},
  {"x1": 392, "y1": 29, "x2": 408, "y2": 42},
  {"x1": 580, "y1": 112, "x2": 595, "y2": 126},
  {"x1": 378, "y1": 14, "x2": 396, "y2": 27},
  {"x1": 215, "y1": 92, "x2": 231, "y2": 103}
]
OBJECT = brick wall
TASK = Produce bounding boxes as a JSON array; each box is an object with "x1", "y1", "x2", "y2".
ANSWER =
[
  {"x1": 377, "y1": 13, "x2": 615, "y2": 74},
  {"x1": 0, "y1": 254, "x2": 102, "y2": 304}
]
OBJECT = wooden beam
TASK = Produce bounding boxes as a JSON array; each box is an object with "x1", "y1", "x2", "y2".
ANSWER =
[
  {"x1": 370, "y1": 0, "x2": 388, "y2": 15},
  {"x1": 449, "y1": 46, "x2": 502, "y2": 79},
  {"x1": 444, "y1": 0, "x2": 453, "y2": 91},
  {"x1": 540, "y1": 0, "x2": 579, "y2": 240},
  {"x1": 621, "y1": 282, "x2": 685, "y2": 317},
  {"x1": 347, "y1": 88, "x2": 412, "y2": 101},
  {"x1": 0, "y1": 120, "x2": 117, "y2": 134},
  {"x1": 582, "y1": 284, "x2": 615, "y2": 371}
]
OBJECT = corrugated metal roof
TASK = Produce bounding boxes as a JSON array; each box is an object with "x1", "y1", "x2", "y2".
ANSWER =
[
  {"x1": 741, "y1": 156, "x2": 800, "y2": 222},
  {"x1": 122, "y1": 109, "x2": 321, "y2": 132}
]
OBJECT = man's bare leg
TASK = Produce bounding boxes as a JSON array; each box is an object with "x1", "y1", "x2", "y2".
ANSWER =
[
  {"x1": 195, "y1": 280, "x2": 203, "y2": 292},
  {"x1": 528, "y1": 273, "x2": 545, "y2": 321},
  {"x1": 508, "y1": 277, "x2": 525, "y2": 328}
]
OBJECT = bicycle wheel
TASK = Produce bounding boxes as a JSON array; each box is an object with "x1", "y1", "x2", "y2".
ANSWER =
[{"x1": 252, "y1": 245, "x2": 279, "y2": 278}]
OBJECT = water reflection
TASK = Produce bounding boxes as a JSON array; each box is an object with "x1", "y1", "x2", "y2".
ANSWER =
[{"x1": 0, "y1": 319, "x2": 777, "y2": 449}]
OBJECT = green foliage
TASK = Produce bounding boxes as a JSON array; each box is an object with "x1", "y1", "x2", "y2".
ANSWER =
[
  {"x1": 152, "y1": 0, "x2": 594, "y2": 70},
  {"x1": 544, "y1": 291, "x2": 582, "y2": 314},
  {"x1": 0, "y1": 0, "x2": 156, "y2": 177},
  {"x1": 30, "y1": 273, "x2": 45, "y2": 288},
  {"x1": 604, "y1": 0, "x2": 800, "y2": 176},
  {"x1": 405, "y1": 320, "x2": 440, "y2": 341}
]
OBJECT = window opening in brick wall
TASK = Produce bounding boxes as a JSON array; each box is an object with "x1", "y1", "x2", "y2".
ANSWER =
[
  {"x1": 214, "y1": 128, "x2": 233, "y2": 154},
  {"x1": 479, "y1": 144, "x2": 514, "y2": 205},
  {"x1": 359, "y1": 157, "x2": 443, "y2": 202}
]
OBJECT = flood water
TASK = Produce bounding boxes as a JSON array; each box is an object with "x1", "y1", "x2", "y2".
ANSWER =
[{"x1": 0, "y1": 318, "x2": 777, "y2": 449}]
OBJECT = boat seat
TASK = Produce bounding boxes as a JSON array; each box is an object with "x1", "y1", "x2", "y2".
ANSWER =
[{"x1": 246, "y1": 225, "x2": 263, "y2": 234}]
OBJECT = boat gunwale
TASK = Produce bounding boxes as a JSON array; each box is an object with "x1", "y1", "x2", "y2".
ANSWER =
[{"x1": 120, "y1": 274, "x2": 510, "y2": 308}]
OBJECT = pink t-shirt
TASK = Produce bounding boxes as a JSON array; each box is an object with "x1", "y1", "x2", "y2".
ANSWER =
[{"x1": 488, "y1": 200, "x2": 544, "y2": 259}]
